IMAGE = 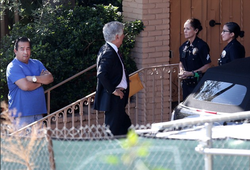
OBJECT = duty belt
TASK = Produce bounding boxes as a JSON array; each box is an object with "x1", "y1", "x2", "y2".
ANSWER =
[{"x1": 182, "y1": 77, "x2": 198, "y2": 86}]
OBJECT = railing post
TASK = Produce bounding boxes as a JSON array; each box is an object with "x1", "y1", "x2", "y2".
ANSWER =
[
  {"x1": 47, "y1": 91, "x2": 51, "y2": 115},
  {"x1": 88, "y1": 97, "x2": 91, "y2": 127}
]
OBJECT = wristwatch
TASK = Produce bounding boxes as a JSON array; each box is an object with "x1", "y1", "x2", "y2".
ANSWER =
[{"x1": 32, "y1": 76, "x2": 37, "y2": 83}]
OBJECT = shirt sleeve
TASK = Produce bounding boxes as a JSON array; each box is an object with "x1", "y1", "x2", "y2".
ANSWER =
[
  {"x1": 34, "y1": 59, "x2": 47, "y2": 74},
  {"x1": 198, "y1": 43, "x2": 211, "y2": 65},
  {"x1": 6, "y1": 62, "x2": 26, "y2": 84}
]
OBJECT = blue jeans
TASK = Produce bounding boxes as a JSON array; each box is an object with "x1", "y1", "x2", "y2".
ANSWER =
[{"x1": 14, "y1": 114, "x2": 43, "y2": 130}]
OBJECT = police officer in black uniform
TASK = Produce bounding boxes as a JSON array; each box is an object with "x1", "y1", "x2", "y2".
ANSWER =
[
  {"x1": 179, "y1": 18, "x2": 211, "y2": 100},
  {"x1": 218, "y1": 22, "x2": 245, "y2": 66}
]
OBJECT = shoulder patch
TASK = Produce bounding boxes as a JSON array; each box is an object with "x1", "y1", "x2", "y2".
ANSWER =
[
  {"x1": 207, "y1": 54, "x2": 210, "y2": 60},
  {"x1": 221, "y1": 50, "x2": 226, "y2": 58}
]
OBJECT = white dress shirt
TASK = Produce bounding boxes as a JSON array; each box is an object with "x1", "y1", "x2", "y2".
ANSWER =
[{"x1": 107, "y1": 42, "x2": 127, "y2": 89}]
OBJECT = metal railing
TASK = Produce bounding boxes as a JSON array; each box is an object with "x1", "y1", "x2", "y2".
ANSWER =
[
  {"x1": 196, "y1": 122, "x2": 250, "y2": 170},
  {"x1": 14, "y1": 63, "x2": 181, "y2": 136},
  {"x1": 137, "y1": 111, "x2": 250, "y2": 170},
  {"x1": 44, "y1": 64, "x2": 97, "y2": 114}
]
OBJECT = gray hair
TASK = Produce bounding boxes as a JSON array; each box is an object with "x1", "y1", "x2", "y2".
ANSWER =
[{"x1": 103, "y1": 21, "x2": 124, "y2": 42}]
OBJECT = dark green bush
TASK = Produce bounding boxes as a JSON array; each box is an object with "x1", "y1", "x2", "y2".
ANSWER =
[{"x1": 0, "y1": 4, "x2": 144, "y2": 113}]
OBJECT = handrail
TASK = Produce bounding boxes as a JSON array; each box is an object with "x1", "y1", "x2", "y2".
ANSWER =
[
  {"x1": 10, "y1": 63, "x2": 181, "y2": 137},
  {"x1": 45, "y1": 64, "x2": 97, "y2": 114},
  {"x1": 45, "y1": 63, "x2": 179, "y2": 114}
]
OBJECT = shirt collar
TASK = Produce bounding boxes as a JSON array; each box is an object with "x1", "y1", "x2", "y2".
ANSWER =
[{"x1": 107, "y1": 41, "x2": 118, "y2": 53}]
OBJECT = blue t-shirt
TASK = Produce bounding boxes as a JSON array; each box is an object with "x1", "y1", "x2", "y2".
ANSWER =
[{"x1": 6, "y1": 58, "x2": 47, "y2": 117}]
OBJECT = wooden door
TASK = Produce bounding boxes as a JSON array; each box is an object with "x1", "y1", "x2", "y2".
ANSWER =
[
  {"x1": 170, "y1": 0, "x2": 250, "y2": 65},
  {"x1": 170, "y1": 0, "x2": 250, "y2": 101},
  {"x1": 207, "y1": 0, "x2": 250, "y2": 66}
]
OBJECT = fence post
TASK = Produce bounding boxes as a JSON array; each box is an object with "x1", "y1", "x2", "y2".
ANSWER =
[{"x1": 204, "y1": 123, "x2": 213, "y2": 170}]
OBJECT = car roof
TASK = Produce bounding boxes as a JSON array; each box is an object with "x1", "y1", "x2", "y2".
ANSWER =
[
  {"x1": 183, "y1": 57, "x2": 250, "y2": 112},
  {"x1": 206, "y1": 56, "x2": 250, "y2": 77}
]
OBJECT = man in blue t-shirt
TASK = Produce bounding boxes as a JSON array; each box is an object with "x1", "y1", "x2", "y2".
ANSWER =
[{"x1": 6, "y1": 37, "x2": 54, "y2": 129}]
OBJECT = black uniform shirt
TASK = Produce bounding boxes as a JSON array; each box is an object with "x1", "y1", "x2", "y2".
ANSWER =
[
  {"x1": 179, "y1": 37, "x2": 211, "y2": 71},
  {"x1": 219, "y1": 39, "x2": 245, "y2": 66}
]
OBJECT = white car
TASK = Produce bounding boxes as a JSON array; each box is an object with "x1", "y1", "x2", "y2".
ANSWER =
[{"x1": 171, "y1": 57, "x2": 250, "y2": 125}]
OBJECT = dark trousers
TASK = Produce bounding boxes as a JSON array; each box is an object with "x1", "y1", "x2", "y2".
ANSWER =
[
  {"x1": 105, "y1": 93, "x2": 131, "y2": 136},
  {"x1": 182, "y1": 82, "x2": 197, "y2": 101}
]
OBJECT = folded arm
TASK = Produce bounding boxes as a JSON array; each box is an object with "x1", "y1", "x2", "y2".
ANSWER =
[
  {"x1": 15, "y1": 78, "x2": 42, "y2": 91},
  {"x1": 16, "y1": 70, "x2": 54, "y2": 91},
  {"x1": 26, "y1": 69, "x2": 54, "y2": 85}
]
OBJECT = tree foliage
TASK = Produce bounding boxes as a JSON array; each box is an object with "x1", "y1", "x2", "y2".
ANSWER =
[{"x1": 0, "y1": 3, "x2": 144, "y2": 112}]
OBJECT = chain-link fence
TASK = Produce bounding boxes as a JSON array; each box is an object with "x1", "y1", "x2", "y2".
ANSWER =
[{"x1": 1, "y1": 112, "x2": 250, "y2": 170}]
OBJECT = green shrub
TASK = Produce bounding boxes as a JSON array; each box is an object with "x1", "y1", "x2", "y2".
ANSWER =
[{"x1": 0, "y1": 4, "x2": 144, "y2": 113}]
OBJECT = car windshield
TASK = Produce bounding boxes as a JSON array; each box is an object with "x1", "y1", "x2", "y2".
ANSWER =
[{"x1": 193, "y1": 80, "x2": 247, "y2": 105}]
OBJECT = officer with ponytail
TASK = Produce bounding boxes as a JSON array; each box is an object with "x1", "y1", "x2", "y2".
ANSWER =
[
  {"x1": 179, "y1": 18, "x2": 211, "y2": 100},
  {"x1": 219, "y1": 22, "x2": 245, "y2": 66}
]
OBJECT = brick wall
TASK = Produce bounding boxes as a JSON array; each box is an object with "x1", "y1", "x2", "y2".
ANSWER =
[
  {"x1": 123, "y1": 0, "x2": 170, "y2": 68},
  {"x1": 123, "y1": 0, "x2": 172, "y2": 124}
]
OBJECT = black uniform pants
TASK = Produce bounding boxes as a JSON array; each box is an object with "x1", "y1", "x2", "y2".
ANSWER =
[{"x1": 182, "y1": 79, "x2": 198, "y2": 100}]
